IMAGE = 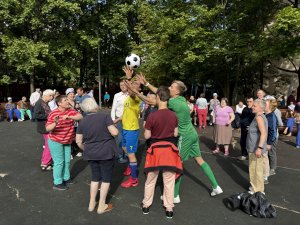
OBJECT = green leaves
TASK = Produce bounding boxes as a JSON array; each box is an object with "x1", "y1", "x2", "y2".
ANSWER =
[{"x1": 2, "y1": 36, "x2": 48, "y2": 74}]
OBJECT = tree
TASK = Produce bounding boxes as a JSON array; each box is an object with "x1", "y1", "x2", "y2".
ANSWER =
[{"x1": 261, "y1": 6, "x2": 300, "y2": 99}]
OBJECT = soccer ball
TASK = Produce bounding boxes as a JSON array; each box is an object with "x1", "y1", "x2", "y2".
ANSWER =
[{"x1": 125, "y1": 53, "x2": 141, "y2": 69}]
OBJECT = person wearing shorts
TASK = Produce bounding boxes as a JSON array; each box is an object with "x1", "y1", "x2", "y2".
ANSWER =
[
  {"x1": 76, "y1": 98, "x2": 118, "y2": 214},
  {"x1": 128, "y1": 76, "x2": 223, "y2": 203},
  {"x1": 120, "y1": 71, "x2": 142, "y2": 188}
]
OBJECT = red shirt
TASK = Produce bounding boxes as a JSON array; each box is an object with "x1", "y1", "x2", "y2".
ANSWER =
[
  {"x1": 46, "y1": 108, "x2": 79, "y2": 144},
  {"x1": 145, "y1": 109, "x2": 178, "y2": 139}
]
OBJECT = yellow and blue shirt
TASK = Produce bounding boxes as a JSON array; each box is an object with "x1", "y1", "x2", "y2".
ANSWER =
[{"x1": 122, "y1": 96, "x2": 142, "y2": 130}]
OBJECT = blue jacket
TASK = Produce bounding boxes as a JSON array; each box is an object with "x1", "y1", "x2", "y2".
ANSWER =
[{"x1": 266, "y1": 112, "x2": 277, "y2": 145}]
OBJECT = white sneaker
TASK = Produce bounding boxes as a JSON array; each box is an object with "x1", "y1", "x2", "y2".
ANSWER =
[
  {"x1": 18, "y1": 119, "x2": 23, "y2": 122},
  {"x1": 248, "y1": 190, "x2": 265, "y2": 195},
  {"x1": 174, "y1": 195, "x2": 181, "y2": 203},
  {"x1": 10, "y1": 119, "x2": 13, "y2": 122},
  {"x1": 211, "y1": 186, "x2": 223, "y2": 196},
  {"x1": 76, "y1": 152, "x2": 82, "y2": 157},
  {"x1": 239, "y1": 156, "x2": 247, "y2": 161},
  {"x1": 269, "y1": 169, "x2": 276, "y2": 176},
  {"x1": 160, "y1": 195, "x2": 181, "y2": 204}
]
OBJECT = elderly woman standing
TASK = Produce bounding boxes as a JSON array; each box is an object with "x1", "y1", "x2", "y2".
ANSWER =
[
  {"x1": 247, "y1": 99, "x2": 268, "y2": 194},
  {"x1": 212, "y1": 98, "x2": 235, "y2": 156},
  {"x1": 46, "y1": 95, "x2": 83, "y2": 190},
  {"x1": 209, "y1": 93, "x2": 220, "y2": 126},
  {"x1": 35, "y1": 89, "x2": 54, "y2": 171},
  {"x1": 76, "y1": 98, "x2": 118, "y2": 214}
]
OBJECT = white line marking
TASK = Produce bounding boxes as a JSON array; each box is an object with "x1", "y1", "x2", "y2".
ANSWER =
[
  {"x1": 0, "y1": 173, "x2": 8, "y2": 178},
  {"x1": 6, "y1": 184, "x2": 24, "y2": 202},
  {"x1": 201, "y1": 150, "x2": 300, "y2": 172},
  {"x1": 273, "y1": 204, "x2": 300, "y2": 215},
  {"x1": 276, "y1": 166, "x2": 300, "y2": 172}
]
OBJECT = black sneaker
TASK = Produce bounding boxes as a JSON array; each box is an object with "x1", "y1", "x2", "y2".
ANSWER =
[
  {"x1": 166, "y1": 211, "x2": 173, "y2": 219},
  {"x1": 64, "y1": 179, "x2": 75, "y2": 185},
  {"x1": 142, "y1": 207, "x2": 150, "y2": 215},
  {"x1": 53, "y1": 183, "x2": 68, "y2": 191}
]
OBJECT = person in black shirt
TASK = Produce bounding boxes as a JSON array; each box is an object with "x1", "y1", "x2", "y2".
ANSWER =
[{"x1": 239, "y1": 97, "x2": 255, "y2": 160}]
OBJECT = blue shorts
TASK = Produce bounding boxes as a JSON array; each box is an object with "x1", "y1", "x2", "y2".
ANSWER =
[{"x1": 122, "y1": 129, "x2": 139, "y2": 154}]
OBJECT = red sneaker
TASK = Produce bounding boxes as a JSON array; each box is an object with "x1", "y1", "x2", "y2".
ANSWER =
[
  {"x1": 123, "y1": 166, "x2": 131, "y2": 176},
  {"x1": 121, "y1": 177, "x2": 138, "y2": 188}
]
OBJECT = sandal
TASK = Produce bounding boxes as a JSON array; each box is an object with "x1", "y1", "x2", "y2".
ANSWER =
[
  {"x1": 46, "y1": 165, "x2": 53, "y2": 170},
  {"x1": 40, "y1": 165, "x2": 47, "y2": 171},
  {"x1": 212, "y1": 149, "x2": 220, "y2": 154},
  {"x1": 97, "y1": 203, "x2": 114, "y2": 214}
]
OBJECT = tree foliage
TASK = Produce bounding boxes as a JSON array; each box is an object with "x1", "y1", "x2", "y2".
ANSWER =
[{"x1": 0, "y1": 0, "x2": 299, "y2": 101}]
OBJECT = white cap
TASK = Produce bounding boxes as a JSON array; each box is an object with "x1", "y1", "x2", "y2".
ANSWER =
[
  {"x1": 7, "y1": 97, "x2": 12, "y2": 101},
  {"x1": 264, "y1": 95, "x2": 275, "y2": 100},
  {"x1": 66, "y1": 88, "x2": 74, "y2": 95},
  {"x1": 213, "y1": 93, "x2": 218, "y2": 96}
]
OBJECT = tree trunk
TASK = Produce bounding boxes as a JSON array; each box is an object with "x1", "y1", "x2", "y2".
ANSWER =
[
  {"x1": 297, "y1": 70, "x2": 300, "y2": 102},
  {"x1": 79, "y1": 49, "x2": 87, "y2": 87},
  {"x1": 30, "y1": 73, "x2": 35, "y2": 93},
  {"x1": 260, "y1": 61, "x2": 264, "y2": 89}
]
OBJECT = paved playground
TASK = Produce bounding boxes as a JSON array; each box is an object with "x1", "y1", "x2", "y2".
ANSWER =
[{"x1": 0, "y1": 113, "x2": 300, "y2": 225}]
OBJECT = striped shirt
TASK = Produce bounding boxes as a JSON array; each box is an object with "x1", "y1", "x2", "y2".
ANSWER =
[{"x1": 46, "y1": 108, "x2": 79, "y2": 144}]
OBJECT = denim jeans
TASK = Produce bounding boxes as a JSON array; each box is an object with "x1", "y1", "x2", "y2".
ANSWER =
[
  {"x1": 6, "y1": 109, "x2": 21, "y2": 120},
  {"x1": 296, "y1": 124, "x2": 300, "y2": 147}
]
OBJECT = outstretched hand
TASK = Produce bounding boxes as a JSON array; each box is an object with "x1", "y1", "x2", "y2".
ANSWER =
[
  {"x1": 136, "y1": 73, "x2": 147, "y2": 85},
  {"x1": 122, "y1": 66, "x2": 134, "y2": 80},
  {"x1": 124, "y1": 80, "x2": 140, "y2": 95}
]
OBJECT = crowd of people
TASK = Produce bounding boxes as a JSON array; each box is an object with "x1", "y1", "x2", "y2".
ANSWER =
[{"x1": 2, "y1": 68, "x2": 300, "y2": 219}]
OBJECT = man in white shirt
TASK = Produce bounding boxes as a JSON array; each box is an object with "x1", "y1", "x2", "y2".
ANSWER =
[
  {"x1": 30, "y1": 88, "x2": 41, "y2": 121},
  {"x1": 111, "y1": 80, "x2": 128, "y2": 163},
  {"x1": 195, "y1": 93, "x2": 208, "y2": 128}
]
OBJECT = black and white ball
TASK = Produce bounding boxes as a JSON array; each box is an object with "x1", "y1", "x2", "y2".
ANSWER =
[{"x1": 125, "y1": 53, "x2": 141, "y2": 69}]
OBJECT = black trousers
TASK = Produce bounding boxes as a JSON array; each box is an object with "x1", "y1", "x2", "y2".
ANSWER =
[{"x1": 240, "y1": 129, "x2": 248, "y2": 157}]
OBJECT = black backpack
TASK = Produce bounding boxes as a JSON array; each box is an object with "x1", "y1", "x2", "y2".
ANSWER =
[{"x1": 224, "y1": 192, "x2": 277, "y2": 218}]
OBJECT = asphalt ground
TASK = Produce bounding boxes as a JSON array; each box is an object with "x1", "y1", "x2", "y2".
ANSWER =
[{"x1": 0, "y1": 111, "x2": 300, "y2": 225}]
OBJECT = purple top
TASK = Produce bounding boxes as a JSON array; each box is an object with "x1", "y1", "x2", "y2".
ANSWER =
[{"x1": 215, "y1": 105, "x2": 233, "y2": 125}]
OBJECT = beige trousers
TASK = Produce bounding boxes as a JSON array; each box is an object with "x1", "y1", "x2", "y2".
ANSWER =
[
  {"x1": 263, "y1": 152, "x2": 270, "y2": 179},
  {"x1": 142, "y1": 171, "x2": 175, "y2": 211},
  {"x1": 249, "y1": 153, "x2": 264, "y2": 193}
]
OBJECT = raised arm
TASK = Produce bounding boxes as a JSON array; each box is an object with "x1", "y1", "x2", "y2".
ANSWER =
[
  {"x1": 136, "y1": 74, "x2": 158, "y2": 94},
  {"x1": 124, "y1": 80, "x2": 157, "y2": 106}
]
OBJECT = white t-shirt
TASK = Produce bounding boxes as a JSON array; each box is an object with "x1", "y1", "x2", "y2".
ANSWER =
[
  {"x1": 196, "y1": 97, "x2": 208, "y2": 109},
  {"x1": 235, "y1": 104, "x2": 246, "y2": 114},
  {"x1": 111, "y1": 91, "x2": 128, "y2": 120},
  {"x1": 30, "y1": 91, "x2": 41, "y2": 106}
]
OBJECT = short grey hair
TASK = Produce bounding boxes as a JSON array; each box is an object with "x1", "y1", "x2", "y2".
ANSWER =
[
  {"x1": 81, "y1": 98, "x2": 99, "y2": 113},
  {"x1": 254, "y1": 99, "x2": 266, "y2": 111},
  {"x1": 43, "y1": 89, "x2": 55, "y2": 97}
]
